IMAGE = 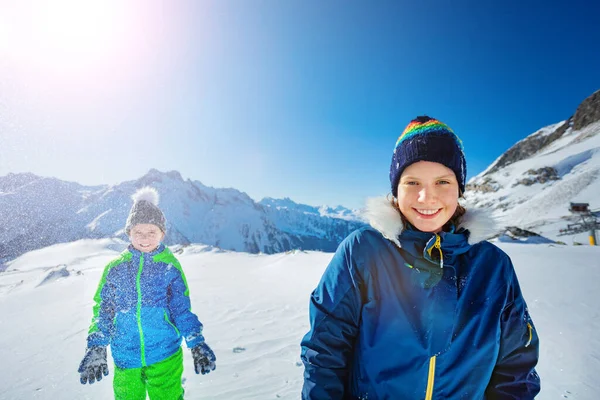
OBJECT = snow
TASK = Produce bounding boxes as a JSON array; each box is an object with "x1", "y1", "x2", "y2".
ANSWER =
[
  {"x1": 85, "y1": 209, "x2": 112, "y2": 231},
  {"x1": 0, "y1": 239, "x2": 599, "y2": 399},
  {"x1": 4, "y1": 238, "x2": 127, "y2": 272},
  {"x1": 554, "y1": 149, "x2": 596, "y2": 177},
  {"x1": 466, "y1": 120, "x2": 600, "y2": 231}
]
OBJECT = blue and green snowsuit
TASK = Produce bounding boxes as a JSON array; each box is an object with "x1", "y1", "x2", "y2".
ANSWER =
[
  {"x1": 86, "y1": 244, "x2": 204, "y2": 396},
  {"x1": 301, "y1": 200, "x2": 540, "y2": 399}
]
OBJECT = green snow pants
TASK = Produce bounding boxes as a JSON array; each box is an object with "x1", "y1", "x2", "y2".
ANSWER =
[{"x1": 113, "y1": 347, "x2": 184, "y2": 400}]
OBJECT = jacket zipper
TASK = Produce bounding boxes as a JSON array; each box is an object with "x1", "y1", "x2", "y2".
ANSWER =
[
  {"x1": 136, "y1": 254, "x2": 146, "y2": 367},
  {"x1": 425, "y1": 355, "x2": 436, "y2": 400}
]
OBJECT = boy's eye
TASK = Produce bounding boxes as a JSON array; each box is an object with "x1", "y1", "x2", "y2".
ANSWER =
[
  {"x1": 438, "y1": 180, "x2": 450, "y2": 185},
  {"x1": 404, "y1": 181, "x2": 418, "y2": 186}
]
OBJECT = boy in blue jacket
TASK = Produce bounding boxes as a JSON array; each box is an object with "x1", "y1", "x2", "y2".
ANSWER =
[
  {"x1": 301, "y1": 116, "x2": 540, "y2": 399},
  {"x1": 78, "y1": 187, "x2": 216, "y2": 399}
]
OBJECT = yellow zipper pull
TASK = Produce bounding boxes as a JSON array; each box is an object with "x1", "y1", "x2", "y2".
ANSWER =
[
  {"x1": 427, "y1": 234, "x2": 444, "y2": 268},
  {"x1": 433, "y1": 234, "x2": 441, "y2": 250}
]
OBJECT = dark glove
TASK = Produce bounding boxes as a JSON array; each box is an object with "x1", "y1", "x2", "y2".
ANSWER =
[
  {"x1": 191, "y1": 342, "x2": 216, "y2": 375},
  {"x1": 78, "y1": 346, "x2": 109, "y2": 384}
]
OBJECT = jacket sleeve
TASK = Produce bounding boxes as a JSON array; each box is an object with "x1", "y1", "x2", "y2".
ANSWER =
[
  {"x1": 301, "y1": 234, "x2": 364, "y2": 400},
  {"x1": 86, "y1": 266, "x2": 117, "y2": 348},
  {"x1": 167, "y1": 261, "x2": 205, "y2": 349},
  {"x1": 486, "y1": 262, "x2": 541, "y2": 399}
]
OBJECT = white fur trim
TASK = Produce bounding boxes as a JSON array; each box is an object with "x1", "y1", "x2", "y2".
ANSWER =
[
  {"x1": 132, "y1": 186, "x2": 160, "y2": 206},
  {"x1": 363, "y1": 196, "x2": 500, "y2": 246},
  {"x1": 456, "y1": 206, "x2": 500, "y2": 244},
  {"x1": 364, "y1": 197, "x2": 403, "y2": 248}
]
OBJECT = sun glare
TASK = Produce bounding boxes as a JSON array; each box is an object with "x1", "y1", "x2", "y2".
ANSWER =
[
  {"x1": 36, "y1": 1, "x2": 118, "y2": 53},
  {"x1": 28, "y1": 1, "x2": 128, "y2": 66},
  {"x1": 1, "y1": 1, "x2": 153, "y2": 85},
  {"x1": 0, "y1": 0, "x2": 174, "y2": 104}
]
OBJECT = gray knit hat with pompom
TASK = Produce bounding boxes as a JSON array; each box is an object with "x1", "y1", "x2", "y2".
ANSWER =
[{"x1": 125, "y1": 187, "x2": 167, "y2": 234}]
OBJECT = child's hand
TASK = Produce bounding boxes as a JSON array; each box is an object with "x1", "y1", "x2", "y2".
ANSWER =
[
  {"x1": 78, "y1": 347, "x2": 109, "y2": 384},
  {"x1": 191, "y1": 342, "x2": 216, "y2": 375}
]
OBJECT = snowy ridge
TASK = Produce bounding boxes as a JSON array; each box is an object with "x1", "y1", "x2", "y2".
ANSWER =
[
  {"x1": 0, "y1": 169, "x2": 364, "y2": 262},
  {"x1": 477, "y1": 120, "x2": 567, "y2": 176},
  {"x1": 259, "y1": 197, "x2": 361, "y2": 221}
]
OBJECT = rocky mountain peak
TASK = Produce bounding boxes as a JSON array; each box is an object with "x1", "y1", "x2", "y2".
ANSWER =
[
  {"x1": 573, "y1": 89, "x2": 600, "y2": 131},
  {"x1": 484, "y1": 119, "x2": 571, "y2": 175}
]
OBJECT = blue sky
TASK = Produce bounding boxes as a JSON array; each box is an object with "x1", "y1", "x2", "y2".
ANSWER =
[{"x1": 1, "y1": 1, "x2": 599, "y2": 209}]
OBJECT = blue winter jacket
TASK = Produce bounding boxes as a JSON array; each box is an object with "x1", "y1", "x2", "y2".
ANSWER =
[
  {"x1": 86, "y1": 244, "x2": 205, "y2": 369},
  {"x1": 301, "y1": 201, "x2": 540, "y2": 399}
]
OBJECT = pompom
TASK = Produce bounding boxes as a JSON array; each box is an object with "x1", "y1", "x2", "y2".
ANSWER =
[{"x1": 131, "y1": 186, "x2": 160, "y2": 206}]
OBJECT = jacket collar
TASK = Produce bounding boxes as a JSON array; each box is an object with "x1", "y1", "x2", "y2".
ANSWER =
[{"x1": 363, "y1": 196, "x2": 499, "y2": 249}]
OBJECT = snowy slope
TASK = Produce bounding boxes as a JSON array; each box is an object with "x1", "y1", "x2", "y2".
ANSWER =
[
  {"x1": 0, "y1": 240, "x2": 598, "y2": 399},
  {"x1": 466, "y1": 120, "x2": 600, "y2": 242}
]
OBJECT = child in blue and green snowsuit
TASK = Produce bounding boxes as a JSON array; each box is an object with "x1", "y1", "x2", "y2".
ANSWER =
[{"x1": 78, "y1": 187, "x2": 216, "y2": 399}]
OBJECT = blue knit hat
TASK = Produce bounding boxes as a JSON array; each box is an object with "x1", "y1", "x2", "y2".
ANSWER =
[{"x1": 390, "y1": 116, "x2": 466, "y2": 197}]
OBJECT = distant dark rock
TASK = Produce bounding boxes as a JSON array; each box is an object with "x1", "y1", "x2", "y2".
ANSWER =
[
  {"x1": 573, "y1": 89, "x2": 600, "y2": 131},
  {"x1": 505, "y1": 226, "x2": 541, "y2": 237},
  {"x1": 512, "y1": 167, "x2": 560, "y2": 187},
  {"x1": 495, "y1": 226, "x2": 555, "y2": 244},
  {"x1": 466, "y1": 176, "x2": 501, "y2": 193}
]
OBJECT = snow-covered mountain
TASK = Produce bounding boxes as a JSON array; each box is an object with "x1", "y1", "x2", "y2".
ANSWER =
[
  {"x1": 0, "y1": 170, "x2": 364, "y2": 262},
  {"x1": 465, "y1": 89, "x2": 600, "y2": 242},
  {"x1": 259, "y1": 197, "x2": 360, "y2": 220}
]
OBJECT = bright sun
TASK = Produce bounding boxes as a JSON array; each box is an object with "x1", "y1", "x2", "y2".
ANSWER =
[
  {"x1": 0, "y1": 1, "x2": 168, "y2": 97},
  {"x1": 1, "y1": 1, "x2": 142, "y2": 78},
  {"x1": 30, "y1": 1, "x2": 128, "y2": 64},
  {"x1": 35, "y1": 1, "x2": 122, "y2": 52}
]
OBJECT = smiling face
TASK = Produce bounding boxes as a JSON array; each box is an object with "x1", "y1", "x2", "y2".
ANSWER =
[
  {"x1": 129, "y1": 223, "x2": 164, "y2": 253},
  {"x1": 396, "y1": 161, "x2": 460, "y2": 233}
]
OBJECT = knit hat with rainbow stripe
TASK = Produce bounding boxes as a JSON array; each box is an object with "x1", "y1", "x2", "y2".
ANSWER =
[{"x1": 390, "y1": 116, "x2": 466, "y2": 197}]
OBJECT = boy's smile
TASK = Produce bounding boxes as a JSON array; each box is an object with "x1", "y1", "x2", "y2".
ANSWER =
[{"x1": 129, "y1": 223, "x2": 165, "y2": 253}]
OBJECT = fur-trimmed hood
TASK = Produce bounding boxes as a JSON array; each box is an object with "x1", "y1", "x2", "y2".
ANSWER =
[{"x1": 362, "y1": 196, "x2": 500, "y2": 248}]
